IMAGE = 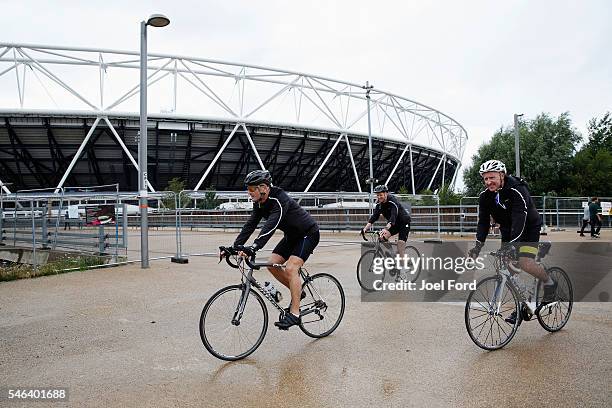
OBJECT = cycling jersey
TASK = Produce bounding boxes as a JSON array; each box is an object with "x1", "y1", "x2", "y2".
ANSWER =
[
  {"x1": 476, "y1": 175, "x2": 541, "y2": 244},
  {"x1": 234, "y1": 186, "x2": 318, "y2": 250},
  {"x1": 368, "y1": 194, "x2": 411, "y2": 227}
]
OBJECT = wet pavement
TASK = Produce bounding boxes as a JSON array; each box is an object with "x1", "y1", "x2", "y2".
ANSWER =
[{"x1": 0, "y1": 231, "x2": 610, "y2": 407}]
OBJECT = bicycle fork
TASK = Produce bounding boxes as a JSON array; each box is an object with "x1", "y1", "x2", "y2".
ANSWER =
[{"x1": 232, "y1": 281, "x2": 252, "y2": 326}]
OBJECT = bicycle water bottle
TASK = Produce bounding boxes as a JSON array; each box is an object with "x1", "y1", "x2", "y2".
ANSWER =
[{"x1": 263, "y1": 281, "x2": 283, "y2": 303}]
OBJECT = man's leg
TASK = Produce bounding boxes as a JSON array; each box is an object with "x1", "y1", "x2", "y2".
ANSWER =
[
  {"x1": 518, "y1": 251, "x2": 558, "y2": 304},
  {"x1": 274, "y1": 230, "x2": 319, "y2": 329},
  {"x1": 283, "y1": 256, "x2": 305, "y2": 316},
  {"x1": 273, "y1": 255, "x2": 305, "y2": 330},
  {"x1": 590, "y1": 218, "x2": 597, "y2": 237},
  {"x1": 518, "y1": 256, "x2": 548, "y2": 281},
  {"x1": 580, "y1": 219, "x2": 588, "y2": 235},
  {"x1": 595, "y1": 218, "x2": 602, "y2": 235},
  {"x1": 267, "y1": 253, "x2": 288, "y2": 287},
  {"x1": 396, "y1": 239, "x2": 406, "y2": 258}
]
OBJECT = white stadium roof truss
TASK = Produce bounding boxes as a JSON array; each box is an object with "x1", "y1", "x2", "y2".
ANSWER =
[{"x1": 0, "y1": 43, "x2": 467, "y2": 192}]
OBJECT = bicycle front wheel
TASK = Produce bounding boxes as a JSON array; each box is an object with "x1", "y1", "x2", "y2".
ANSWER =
[
  {"x1": 299, "y1": 273, "x2": 345, "y2": 338},
  {"x1": 404, "y1": 245, "x2": 421, "y2": 283},
  {"x1": 357, "y1": 250, "x2": 387, "y2": 292},
  {"x1": 465, "y1": 276, "x2": 521, "y2": 350},
  {"x1": 536, "y1": 267, "x2": 573, "y2": 332},
  {"x1": 199, "y1": 284, "x2": 268, "y2": 361}
]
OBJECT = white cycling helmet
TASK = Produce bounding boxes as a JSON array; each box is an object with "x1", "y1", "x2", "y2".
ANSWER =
[{"x1": 479, "y1": 160, "x2": 507, "y2": 175}]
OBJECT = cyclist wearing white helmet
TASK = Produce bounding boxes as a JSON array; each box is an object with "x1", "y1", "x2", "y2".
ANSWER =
[{"x1": 468, "y1": 160, "x2": 557, "y2": 323}]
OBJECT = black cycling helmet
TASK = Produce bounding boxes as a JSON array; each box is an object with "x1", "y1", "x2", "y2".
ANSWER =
[
  {"x1": 373, "y1": 184, "x2": 389, "y2": 193},
  {"x1": 244, "y1": 169, "x2": 272, "y2": 186}
]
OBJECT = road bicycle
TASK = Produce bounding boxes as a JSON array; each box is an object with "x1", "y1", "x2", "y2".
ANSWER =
[
  {"x1": 199, "y1": 246, "x2": 345, "y2": 361},
  {"x1": 356, "y1": 230, "x2": 422, "y2": 292},
  {"x1": 464, "y1": 242, "x2": 573, "y2": 350}
]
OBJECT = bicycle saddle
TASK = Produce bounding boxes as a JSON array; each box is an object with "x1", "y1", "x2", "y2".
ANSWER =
[{"x1": 537, "y1": 241, "x2": 552, "y2": 259}]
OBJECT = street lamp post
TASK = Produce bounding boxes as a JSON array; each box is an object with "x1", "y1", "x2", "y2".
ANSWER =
[
  {"x1": 513, "y1": 113, "x2": 523, "y2": 178},
  {"x1": 140, "y1": 14, "x2": 170, "y2": 269},
  {"x1": 363, "y1": 81, "x2": 374, "y2": 213}
]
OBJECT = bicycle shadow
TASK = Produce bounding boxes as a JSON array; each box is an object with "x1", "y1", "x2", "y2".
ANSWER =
[{"x1": 208, "y1": 358, "x2": 271, "y2": 386}]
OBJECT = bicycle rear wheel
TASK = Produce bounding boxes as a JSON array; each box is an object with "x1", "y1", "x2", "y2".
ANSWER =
[
  {"x1": 356, "y1": 250, "x2": 385, "y2": 292},
  {"x1": 465, "y1": 276, "x2": 521, "y2": 350},
  {"x1": 403, "y1": 245, "x2": 421, "y2": 283},
  {"x1": 200, "y1": 284, "x2": 268, "y2": 361},
  {"x1": 299, "y1": 273, "x2": 345, "y2": 338},
  {"x1": 536, "y1": 267, "x2": 573, "y2": 332}
]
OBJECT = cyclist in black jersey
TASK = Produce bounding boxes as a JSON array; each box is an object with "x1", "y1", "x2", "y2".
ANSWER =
[
  {"x1": 223, "y1": 170, "x2": 320, "y2": 330},
  {"x1": 468, "y1": 160, "x2": 557, "y2": 316},
  {"x1": 362, "y1": 185, "x2": 412, "y2": 277}
]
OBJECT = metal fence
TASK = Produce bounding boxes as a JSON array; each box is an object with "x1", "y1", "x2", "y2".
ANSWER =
[
  {"x1": 459, "y1": 195, "x2": 612, "y2": 236},
  {"x1": 0, "y1": 185, "x2": 131, "y2": 272},
  {"x1": 1, "y1": 188, "x2": 610, "y2": 271}
]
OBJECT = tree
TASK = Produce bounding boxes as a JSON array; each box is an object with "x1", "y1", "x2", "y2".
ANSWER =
[
  {"x1": 437, "y1": 184, "x2": 463, "y2": 205},
  {"x1": 162, "y1": 177, "x2": 190, "y2": 209},
  {"x1": 463, "y1": 113, "x2": 582, "y2": 196},
  {"x1": 397, "y1": 185, "x2": 410, "y2": 195},
  {"x1": 196, "y1": 190, "x2": 222, "y2": 210},
  {"x1": 418, "y1": 189, "x2": 437, "y2": 206},
  {"x1": 568, "y1": 112, "x2": 612, "y2": 196}
]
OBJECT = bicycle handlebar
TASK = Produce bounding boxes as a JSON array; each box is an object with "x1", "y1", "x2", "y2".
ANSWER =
[
  {"x1": 219, "y1": 245, "x2": 261, "y2": 270},
  {"x1": 219, "y1": 246, "x2": 239, "y2": 268},
  {"x1": 361, "y1": 229, "x2": 389, "y2": 243}
]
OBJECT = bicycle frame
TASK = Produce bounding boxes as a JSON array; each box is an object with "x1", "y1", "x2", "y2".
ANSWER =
[
  {"x1": 226, "y1": 252, "x2": 324, "y2": 325},
  {"x1": 488, "y1": 251, "x2": 559, "y2": 317},
  {"x1": 361, "y1": 230, "x2": 398, "y2": 274}
]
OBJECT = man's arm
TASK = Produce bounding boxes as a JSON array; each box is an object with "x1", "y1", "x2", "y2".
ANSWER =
[
  {"x1": 476, "y1": 192, "x2": 491, "y2": 243},
  {"x1": 368, "y1": 204, "x2": 382, "y2": 225},
  {"x1": 598, "y1": 203, "x2": 603, "y2": 221},
  {"x1": 233, "y1": 205, "x2": 262, "y2": 247},
  {"x1": 252, "y1": 197, "x2": 284, "y2": 250}
]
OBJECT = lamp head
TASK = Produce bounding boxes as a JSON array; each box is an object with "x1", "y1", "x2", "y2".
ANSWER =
[{"x1": 147, "y1": 14, "x2": 170, "y2": 27}]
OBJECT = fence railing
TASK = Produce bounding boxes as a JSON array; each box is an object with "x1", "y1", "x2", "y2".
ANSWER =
[{"x1": 1, "y1": 189, "x2": 610, "y2": 270}]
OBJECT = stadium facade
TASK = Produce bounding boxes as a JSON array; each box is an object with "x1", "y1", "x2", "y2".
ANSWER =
[{"x1": 0, "y1": 43, "x2": 467, "y2": 194}]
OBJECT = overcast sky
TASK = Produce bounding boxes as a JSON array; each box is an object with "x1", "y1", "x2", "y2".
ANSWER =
[{"x1": 3, "y1": 0, "x2": 611, "y2": 189}]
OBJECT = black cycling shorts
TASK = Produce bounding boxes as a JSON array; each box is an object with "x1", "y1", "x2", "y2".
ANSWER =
[
  {"x1": 513, "y1": 224, "x2": 541, "y2": 259},
  {"x1": 388, "y1": 222, "x2": 410, "y2": 242},
  {"x1": 273, "y1": 228, "x2": 320, "y2": 262}
]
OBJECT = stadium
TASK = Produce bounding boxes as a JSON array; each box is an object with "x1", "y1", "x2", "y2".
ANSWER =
[{"x1": 0, "y1": 43, "x2": 467, "y2": 194}]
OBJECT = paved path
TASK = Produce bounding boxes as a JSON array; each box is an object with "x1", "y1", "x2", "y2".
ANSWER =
[{"x1": 1, "y1": 232, "x2": 610, "y2": 407}]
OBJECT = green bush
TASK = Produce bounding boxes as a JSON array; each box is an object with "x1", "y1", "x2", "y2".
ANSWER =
[{"x1": 0, "y1": 255, "x2": 107, "y2": 282}]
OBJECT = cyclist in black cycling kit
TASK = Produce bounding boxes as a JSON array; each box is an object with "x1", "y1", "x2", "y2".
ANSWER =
[
  {"x1": 362, "y1": 184, "x2": 412, "y2": 277},
  {"x1": 223, "y1": 170, "x2": 320, "y2": 330},
  {"x1": 468, "y1": 160, "x2": 557, "y2": 321}
]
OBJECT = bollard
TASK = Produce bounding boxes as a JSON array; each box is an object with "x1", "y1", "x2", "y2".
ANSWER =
[
  {"x1": 41, "y1": 209, "x2": 49, "y2": 249},
  {"x1": 31, "y1": 200, "x2": 37, "y2": 271},
  {"x1": 459, "y1": 198, "x2": 464, "y2": 237},
  {"x1": 551, "y1": 198, "x2": 565, "y2": 231},
  {"x1": 436, "y1": 196, "x2": 441, "y2": 241},
  {"x1": 121, "y1": 203, "x2": 128, "y2": 249},
  {"x1": 541, "y1": 196, "x2": 548, "y2": 235},
  {"x1": 98, "y1": 225, "x2": 106, "y2": 255},
  {"x1": 0, "y1": 207, "x2": 4, "y2": 246},
  {"x1": 172, "y1": 191, "x2": 188, "y2": 264}
]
